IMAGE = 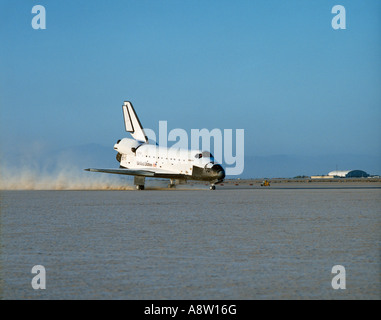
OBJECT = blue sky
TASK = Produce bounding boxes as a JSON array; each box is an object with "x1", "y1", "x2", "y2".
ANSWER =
[{"x1": 1, "y1": 0, "x2": 380, "y2": 176}]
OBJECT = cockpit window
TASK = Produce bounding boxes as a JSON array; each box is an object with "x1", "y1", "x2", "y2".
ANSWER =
[
  {"x1": 195, "y1": 151, "x2": 214, "y2": 160},
  {"x1": 202, "y1": 151, "x2": 213, "y2": 158}
]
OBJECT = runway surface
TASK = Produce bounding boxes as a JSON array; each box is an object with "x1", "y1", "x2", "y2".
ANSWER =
[{"x1": 1, "y1": 186, "x2": 380, "y2": 299}]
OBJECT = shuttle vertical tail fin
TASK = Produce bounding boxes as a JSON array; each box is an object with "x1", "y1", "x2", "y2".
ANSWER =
[{"x1": 122, "y1": 101, "x2": 148, "y2": 143}]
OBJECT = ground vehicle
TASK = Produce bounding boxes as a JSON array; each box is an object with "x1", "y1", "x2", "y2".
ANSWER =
[{"x1": 261, "y1": 180, "x2": 270, "y2": 186}]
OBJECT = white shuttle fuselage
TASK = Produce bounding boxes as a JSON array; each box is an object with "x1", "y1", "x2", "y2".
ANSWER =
[{"x1": 85, "y1": 101, "x2": 225, "y2": 190}]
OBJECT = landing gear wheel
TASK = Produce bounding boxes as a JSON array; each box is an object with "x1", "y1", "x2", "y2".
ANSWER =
[
  {"x1": 168, "y1": 179, "x2": 176, "y2": 189},
  {"x1": 136, "y1": 185, "x2": 145, "y2": 190},
  {"x1": 210, "y1": 185, "x2": 216, "y2": 190}
]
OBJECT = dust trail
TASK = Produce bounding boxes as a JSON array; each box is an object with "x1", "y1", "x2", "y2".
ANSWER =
[{"x1": 0, "y1": 164, "x2": 134, "y2": 190}]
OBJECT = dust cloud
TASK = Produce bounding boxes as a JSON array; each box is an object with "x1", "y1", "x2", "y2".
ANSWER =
[{"x1": 0, "y1": 164, "x2": 134, "y2": 190}]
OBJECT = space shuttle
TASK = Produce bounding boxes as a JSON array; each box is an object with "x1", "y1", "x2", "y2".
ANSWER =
[{"x1": 85, "y1": 101, "x2": 225, "y2": 190}]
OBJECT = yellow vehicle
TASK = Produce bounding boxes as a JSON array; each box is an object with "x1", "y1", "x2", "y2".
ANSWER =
[{"x1": 261, "y1": 180, "x2": 270, "y2": 187}]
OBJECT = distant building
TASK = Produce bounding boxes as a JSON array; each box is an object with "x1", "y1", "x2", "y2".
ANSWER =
[
  {"x1": 327, "y1": 170, "x2": 369, "y2": 178},
  {"x1": 310, "y1": 175, "x2": 334, "y2": 179},
  {"x1": 310, "y1": 169, "x2": 370, "y2": 179}
]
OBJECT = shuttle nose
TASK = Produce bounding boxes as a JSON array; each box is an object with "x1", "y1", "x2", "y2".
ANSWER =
[{"x1": 211, "y1": 164, "x2": 225, "y2": 181}]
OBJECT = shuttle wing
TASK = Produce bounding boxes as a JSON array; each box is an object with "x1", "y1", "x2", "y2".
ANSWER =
[
  {"x1": 85, "y1": 168, "x2": 155, "y2": 176},
  {"x1": 84, "y1": 167, "x2": 187, "y2": 179},
  {"x1": 122, "y1": 101, "x2": 148, "y2": 143}
]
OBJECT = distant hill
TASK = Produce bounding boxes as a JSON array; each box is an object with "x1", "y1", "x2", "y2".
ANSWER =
[
  {"x1": 0, "y1": 143, "x2": 116, "y2": 173},
  {"x1": 240, "y1": 154, "x2": 381, "y2": 179}
]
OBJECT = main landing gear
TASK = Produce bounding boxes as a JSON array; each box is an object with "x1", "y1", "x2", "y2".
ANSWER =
[
  {"x1": 168, "y1": 179, "x2": 176, "y2": 188},
  {"x1": 209, "y1": 184, "x2": 216, "y2": 190},
  {"x1": 134, "y1": 176, "x2": 145, "y2": 191}
]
